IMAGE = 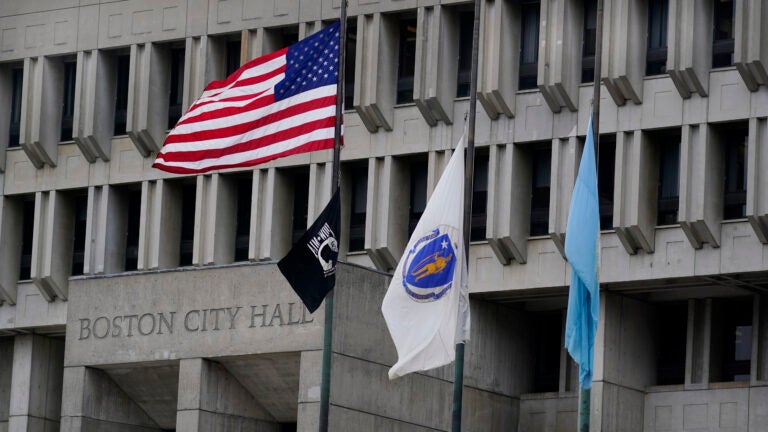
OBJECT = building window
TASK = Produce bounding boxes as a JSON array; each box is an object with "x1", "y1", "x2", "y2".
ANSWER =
[
  {"x1": 646, "y1": 0, "x2": 668, "y2": 76},
  {"x1": 530, "y1": 147, "x2": 551, "y2": 236},
  {"x1": 234, "y1": 175, "x2": 252, "y2": 262},
  {"x1": 456, "y1": 10, "x2": 474, "y2": 98},
  {"x1": 124, "y1": 188, "x2": 141, "y2": 272},
  {"x1": 8, "y1": 66, "x2": 22, "y2": 148},
  {"x1": 655, "y1": 302, "x2": 687, "y2": 385},
  {"x1": 179, "y1": 183, "x2": 196, "y2": 267},
  {"x1": 226, "y1": 38, "x2": 242, "y2": 77},
  {"x1": 532, "y1": 312, "x2": 562, "y2": 393},
  {"x1": 396, "y1": 15, "x2": 417, "y2": 104},
  {"x1": 291, "y1": 169, "x2": 310, "y2": 245},
  {"x1": 582, "y1": 0, "x2": 597, "y2": 83},
  {"x1": 19, "y1": 198, "x2": 34, "y2": 280},
  {"x1": 408, "y1": 160, "x2": 428, "y2": 237},
  {"x1": 519, "y1": 1, "x2": 540, "y2": 90},
  {"x1": 114, "y1": 53, "x2": 130, "y2": 136},
  {"x1": 471, "y1": 152, "x2": 489, "y2": 242},
  {"x1": 168, "y1": 47, "x2": 185, "y2": 130},
  {"x1": 71, "y1": 193, "x2": 88, "y2": 276},
  {"x1": 349, "y1": 165, "x2": 368, "y2": 252},
  {"x1": 61, "y1": 60, "x2": 76, "y2": 142},
  {"x1": 598, "y1": 135, "x2": 616, "y2": 230},
  {"x1": 722, "y1": 124, "x2": 748, "y2": 220},
  {"x1": 344, "y1": 18, "x2": 357, "y2": 110},
  {"x1": 712, "y1": 297, "x2": 753, "y2": 382},
  {"x1": 713, "y1": 0, "x2": 735, "y2": 68},
  {"x1": 656, "y1": 133, "x2": 680, "y2": 226},
  {"x1": 279, "y1": 28, "x2": 299, "y2": 48}
]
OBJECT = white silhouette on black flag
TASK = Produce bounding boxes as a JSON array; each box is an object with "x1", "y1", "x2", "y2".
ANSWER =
[{"x1": 278, "y1": 189, "x2": 341, "y2": 313}]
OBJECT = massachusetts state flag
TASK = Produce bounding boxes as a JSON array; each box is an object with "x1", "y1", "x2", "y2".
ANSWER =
[
  {"x1": 382, "y1": 135, "x2": 470, "y2": 379},
  {"x1": 153, "y1": 22, "x2": 341, "y2": 174}
]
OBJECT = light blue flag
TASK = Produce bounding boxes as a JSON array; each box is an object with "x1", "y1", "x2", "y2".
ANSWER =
[{"x1": 564, "y1": 115, "x2": 601, "y2": 389}]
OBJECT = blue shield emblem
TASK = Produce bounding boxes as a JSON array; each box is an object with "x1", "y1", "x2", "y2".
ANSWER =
[{"x1": 402, "y1": 227, "x2": 458, "y2": 302}]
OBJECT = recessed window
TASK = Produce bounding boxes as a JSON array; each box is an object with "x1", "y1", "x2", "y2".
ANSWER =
[
  {"x1": 655, "y1": 302, "x2": 687, "y2": 385},
  {"x1": 712, "y1": 297, "x2": 753, "y2": 382},
  {"x1": 532, "y1": 312, "x2": 562, "y2": 393},
  {"x1": 598, "y1": 135, "x2": 616, "y2": 230},
  {"x1": 582, "y1": 0, "x2": 597, "y2": 83},
  {"x1": 114, "y1": 53, "x2": 130, "y2": 136},
  {"x1": 653, "y1": 130, "x2": 681, "y2": 226},
  {"x1": 720, "y1": 123, "x2": 748, "y2": 220},
  {"x1": 19, "y1": 198, "x2": 35, "y2": 280},
  {"x1": 530, "y1": 147, "x2": 551, "y2": 236},
  {"x1": 408, "y1": 160, "x2": 428, "y2": 237},
  {"x1": 518, "y1": 1, "x2": 540, "y2": 90},
  {"x1": 71, "y1": 193, "x2": 88, "y2": 276},
  {"x1": 234, "y1": 175, "x2": 252, "y2": 262},
  {"x1": 291, "y1": 169, "x2": 310, "y2": 245},
  {"x1": 470, "y1": 152, "x2": 489, "y2": 242},
  {"x1": 344, "y1": 18, "x2": 357, "y2": 110},
  {"x1": 226, "y1": 38, "x2": 242, "y2": 77},
  {"x1": 396, "y1": 15, "x2": 417, "y2": 104},
  {"x1": 123, "y1": 187, "x2": 141, "y2": 272},
  {"x1": 349, "y1": 165, "x2": 368, "y2": 252},
  {"x1": 179, "y1": 183, "x2": 196, "y2": 267},
  {"x1": 456, "y1": 10, "x2": 474, "y2": 98},
  {"x1": 168, "y1": 47, "x2": 185, "y2": 130},
  {"x1": 646, "y1": 0, "x2": 668, "y2": 76},
  {"x1": 8, "y1": 66, "x2": 22, "y2": 148},
  {"x1": 61, "y1": 60, "x2": 76, "y2": 142},
  {"x1": 712, "y1": 0, "x2": 735, "y2": 68}
]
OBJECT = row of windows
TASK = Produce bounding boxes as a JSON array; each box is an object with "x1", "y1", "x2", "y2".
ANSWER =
[{"x1": 2, "y1": 0, "x2": 740, "y2": 150}]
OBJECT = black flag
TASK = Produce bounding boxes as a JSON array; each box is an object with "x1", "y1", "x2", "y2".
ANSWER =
[{"x1": 278, "y1": 188, "x2": 341, "y2": 313}]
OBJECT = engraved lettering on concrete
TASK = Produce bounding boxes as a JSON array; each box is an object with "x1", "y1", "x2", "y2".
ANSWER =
[
  {"x1": 158, "y1": 312, "x2": 174, "y2": 335},
  {"x1": 79, "y1": 318, "x2": 91, "y2": 340},
  {"x1": 226, "y1": 307, "x2": 241, "y2": 329},
  {"x1": 185, "y1": 310, "x2": 200, "y2": 331},
  {"x1": 138, "y1": 313, "x2": 156, "y2": 336},
  {"x1": 93, "y1": 317, "x2": 110, "y2": 339},
  {"x1": 250, "y1": 305, "x2": 268, "y2": 328}
]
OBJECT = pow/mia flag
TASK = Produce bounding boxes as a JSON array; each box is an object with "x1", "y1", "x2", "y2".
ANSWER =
[{"x1": 278, "y1": 188, "x2": 340, "y2": 313}]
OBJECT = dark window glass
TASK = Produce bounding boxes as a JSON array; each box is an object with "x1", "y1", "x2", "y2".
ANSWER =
[
  {"x1": 598, "y1": 135, "x2": 616, "y2": 230},
  {"x1": 408, "y1": 161, "x2": 428, "y2": 237},
  {"x1": 179, "y1": 183, "x2": 196, "y2": 266},
  {"x1": 723, "y1": 127, "x2": 748, "y2": 220},
  {"x1": 235, "y1": 176, "x2": 252, "y2": 262},
  {"x1": 646, "y1": 0, "x2": 668, "y2": 76},
  {"x1": 71, "y1": 194, "x2": 88, "y2": 276},
  {"x1": 168, "y1": 47, "x2": 185, "y2": 130},
  {"x1": 713, "y1": 0, "x2": 735, "y2": 68},
  {"x1": 519, "y1": 1, "x2": 540, "y2": 90},
  {"x1": 530, "y1": 147, "x2": 551, "y2": 236},
  {"x1": 471, "y1": 152, "x2": 489, "y2": 242},
  {"x1": 712, "y1": 298, "x2": 752, "y2": 382},
  {"x1": 657, "y1": 141, "x2": 680, "y2": 225},
  {"x1": 456, "y1": 10, "x2": 474, "y2": 98},
  {"x1": 291, "y1": 170, "x2": 310, "y2": 245},
  {"x1": 19, "y1": 199, "x2": 34, "y2": 280},
  {"x1": 281, "y1": 29, "x2": 299, "y2": 48},
  {"x1": 349, "y1": 165, "x2": 368, "y2": 252},
  {"x1": 396, "y1": 16, "x2": 417, "y2": 104},
  {"x1": 124, "y1": 188, "x2": 141, "y2": 271},
  {"x1": 114, "y1": 54, "x2": 130, "y2": 136},
  {"x1": 226, "y1": 39, "x2": 242, "y2": 77},
  {"x1": 61, "y1": 60, "x2": 76, "y2": 142},
  {"x1": 532, "y1": 312, "x2": 562, "y2": 393},
  {"x1": 655, "y1": 302, "x2": 687, "y2": 385},
  {"x1": 279, "y1": 423, "x2": 297, "y2": 432},
  {"x1": 345, "y1": 19, "x2": 357, "y2": 110},
  {"x1": 9, "y1": 67, "x2": 23, "y2": 147},
  {"x1": 582, "y1": 0, "x2": 597, "y2": 83}
]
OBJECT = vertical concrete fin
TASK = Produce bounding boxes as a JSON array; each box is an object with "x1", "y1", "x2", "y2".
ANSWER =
[
  {"x1": 414, "y1": 6, "x2": 457, "y2": 126},
  {"x1": 308, "y1": 161, "x2": 333, "y2": 224},
  {"x1": 354, "y1": 13, "x2": 395, "y2": 132},
  {"x1": 747, "y1": 117, "x2": 768, "y2": 243},
  {"x1": 477, "y1": 0, "x2": 518, "y2": 119},
  {"x1": 31, "y1": 190, "x2": 73, "y2": 301},
  {"x1": 734, "y1": 0, "x2": 768, "y2": 90},
  {"x1": 614, "y1": 130, "x2": 657, "y2": 255},
  {"x1": 73, "y1": 50, "x2": 113, "y2": 162},
  {"x1": 667, "y1": 0, "x2": 712, "y2": 98},
  {"x1": 365, "y1": 156, "x2": 407, "y2": 271},
  {"x1": 679, "y1": 124, "x2": 721, "y2": 249},
  {"x1": 20, "y1": 56, "x2": 60, "y2": 168},
  {"x1": 538, "y1": 0, "x2": 580, "y2": 113},
  {"x1": 487, "y1": 143, "x2": 530, "y2": 265},
  {"x1": 549, "y1": 136, "x2": 580, "y2": 258},
  {"x1": 127, "y1": 43, "x2": 169, "y2": 157},
  {"x1": 0, "y1": 196, "x2": 21, "y2": 304},
  {"x1": 601, "y1": 0, "x2": 645, "y2": 105},
  {"x1": 685, "y1": 299, "x2": 712, "y2": 387},
  {"x1": 9, "y1": 335, "x2": 64, "y2": 430}
]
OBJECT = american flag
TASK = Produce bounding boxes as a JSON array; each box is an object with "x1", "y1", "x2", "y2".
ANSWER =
[{"x1": 153, "y1": 22, "x2": 341, "y2": 174}]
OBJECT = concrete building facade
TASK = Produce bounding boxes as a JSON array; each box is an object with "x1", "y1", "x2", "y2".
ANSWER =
[{"x1": 1, "y1": 0, "x2": 768, "y2": 430}]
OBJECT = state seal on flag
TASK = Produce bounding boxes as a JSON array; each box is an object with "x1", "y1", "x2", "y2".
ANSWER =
[{"x1": 402, "y1": 226, "x2": 459, "y2": 302}]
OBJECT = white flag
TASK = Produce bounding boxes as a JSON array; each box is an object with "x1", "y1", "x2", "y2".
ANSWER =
[{"x1": 382, "y1": 136, "x2": 471, "y2": 380}]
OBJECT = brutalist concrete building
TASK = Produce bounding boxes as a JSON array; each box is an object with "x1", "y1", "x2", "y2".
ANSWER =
[{"x1": 0, "y1": 0, "x2": 767, "y2": 431}]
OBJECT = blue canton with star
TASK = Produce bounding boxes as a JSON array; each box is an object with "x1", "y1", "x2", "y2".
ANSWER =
[{"x1": 274, "y1": 21, "x2": 340, "y2": 102}]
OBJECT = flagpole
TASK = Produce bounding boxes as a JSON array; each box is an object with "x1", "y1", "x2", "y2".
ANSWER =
[
  {"x1": 580, "y1": 0, "x2": 603, "y2": 431},
  {"x1": 319, "y1": 3, "x2": 347, "y2": 432},
  {"x1": 452, "y1": 0, "x2": 481, "y2": 430}
]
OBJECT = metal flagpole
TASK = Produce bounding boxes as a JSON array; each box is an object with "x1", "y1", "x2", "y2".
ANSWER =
[
  {"x1": 319, "y1": 2, "x2": 347, "y2": 431},
  {"x1": 580, "y1": 0, "x2": 603, "y2": 431},
  {"x1": 452, "y1": 0, "x2": 481, "y2": 430}
]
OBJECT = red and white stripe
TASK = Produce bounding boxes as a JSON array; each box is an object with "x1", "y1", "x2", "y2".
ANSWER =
[{"x1": 153, "y1": 49, "x2": 337, "y2": 174}]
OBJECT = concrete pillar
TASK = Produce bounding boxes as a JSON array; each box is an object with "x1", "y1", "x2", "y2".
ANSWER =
[
  {"x1": 747, "y1": 117, "x2": 768, "y2": 243},
  {"x1": 183, "y1": 36, "x2": 210, "y2": 113},
  {"x1": 7, "y1": 335, "x2": 63, "y2": 432},
  {"x1": 193, "y1": 174, "x2": 237, "y2": 266},
  {"x1": 250, "y1": 167, "x2": 293, "y2": 261},
  {"x1": 176, "y1": 358, "x2": 279, "y2": 431},
  {"x1": 72, "y1": 50, "x2": 114, "y2": 162},
  {"x1": 667, "y1": 0, "x2": 713, "y2": 98},
  {"x1": 549, "y1": 136, "x2": 581, "y2": 257},
  {"x1": 426, "y1": 148, "x2": 452, "y2": 199},
  {"x1": 752, "y1": 294, "x2": 768, "y2": 383},
  {"x1": 487, "y1": 143, "x2": 531, "y2": 265},
  {"x1": 60, "y1": 366, "x2": 162, "y2": 432},
  {"x1": 0, "y1": 195, "x2": 23, "y2": 304},
  {"x1": 19, "y1": 56, "x2": 63, "y2": 168},
  {"x1": 138, "y1": 179, "x2": 183, "y2": 270},
  {"x1": 126, "y1": 42, "x2": 170, "y2": 157},
  {"x1": 734, "y1": 0, "x2": 768, "y2": 91},
  {"x1": 685, "y1": 299, "x2": 712, "y2": 387},
  {"x1": 538, "y1": 0, "x2": 582, "y2": 113},
  {"x1": 0, "y1": 338, "x2": 13, "y2": 432},
  {"x1": 83, "y1": 185, "x2": 128, "y2": 275},
  {"x1": 679, "y1": 124, "x2": 722, "y2": 249},
  {"x1": 477, "y1": 0, "x2": 520, "y2": 119},
  {"x1": 413, "y1": 5, "x2": 458, "y2": 126},
  {"x1": 308, "y1": 162, "x2": 333, "y2": 224},
  {"x1": 296, "y1": 351, "x2": 322, "y2": 432},
  {"x1": 364, "y1": 156, "x2": 409, "y2": 271},
  {"x1": 31, "y1": 190, "x2": 75, "y2": 301},
  {"x1": 354, "y1": 13, "x2": 397, "y2": 132},
  {"x1": 601, "y1": 0, "x2": 647, "y2": 105}
]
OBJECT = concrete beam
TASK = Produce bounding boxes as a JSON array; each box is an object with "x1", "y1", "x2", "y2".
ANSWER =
[
  {"x1": 365, "y1": 156, "x2": 409, "y2": 271},
  {"x1": 354, "y1": 13, "x2": 397, "y2": 132},
  {"x1": 734, "y1": 0, "x2": 768, "y2": 91},
  {"x1": 31, "y1": 191, "x2": 74, "y2": 301},
  {"x1": 667, "y1": 0, "x2": 712, "y2": 98},
  {"x1": 679, "y1": 124, "x2": 721, "y2": 249},
  {"x1": 126, "y1": 43, "x2": 170, "y2": 157},
  {"x1": 19, "y1": 56, "x2": 62, "y2": 168},
  {"x1": 8, "y1": 335, "x2": 64, "y2": 432},
  {"x1": 747, "y1": 117, "x2": 768, "y2": 243},
  {"x1": 601, "y1": 0, "x2": 647, "y2": 105},
  {"x1": 477, "y1": 0, "x2": 519, "y2": 119},
  {"x1": 487, "y1": 143, "x2": 530, "y2": 265},
  {"x1": 614, "y1": 131, "x2": 658, "y2": 254},
  {"x1": 538, "y1": 0, "x2": 581, "y2": 113},
  {"x1": 72, "y1": 50, "x2": 114, "y2": 162}
]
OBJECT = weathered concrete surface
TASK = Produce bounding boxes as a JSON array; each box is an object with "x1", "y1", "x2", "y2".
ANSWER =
[{"x1": 7, "y1": 335, "x2": 63, "y2": 432}]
